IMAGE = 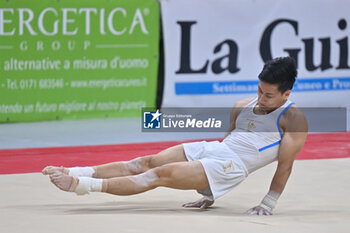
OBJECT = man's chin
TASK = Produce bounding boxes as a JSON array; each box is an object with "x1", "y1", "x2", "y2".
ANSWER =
[
  {"x1": 260, "y1": 106, "x2": 273, "y2": 113},
  {"x1": 259, "y1": 104, "x2": 267, "y2": 110}
]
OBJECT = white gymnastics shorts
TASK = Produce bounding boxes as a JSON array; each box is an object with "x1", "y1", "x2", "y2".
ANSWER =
[{"x1": 183, "y1": 140, "x2": 248, "y2": 200}]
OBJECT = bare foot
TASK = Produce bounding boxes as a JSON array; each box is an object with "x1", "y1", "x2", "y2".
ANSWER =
[
  {"x1": 49, "y1": 172, "x2": 78, "y2": 192},
  {"x1": 42, "y1": 166, "x2": 69, "y2": 175}
]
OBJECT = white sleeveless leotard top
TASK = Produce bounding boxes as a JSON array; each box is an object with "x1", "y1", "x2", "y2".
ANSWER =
[{"x1": 223, "y1": 97, "x2": 294, "y2": 174}]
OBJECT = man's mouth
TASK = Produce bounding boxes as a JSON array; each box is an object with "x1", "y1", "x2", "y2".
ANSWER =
[{"x1": 258, "y1": 102, "x2": 265, "y2": 108}]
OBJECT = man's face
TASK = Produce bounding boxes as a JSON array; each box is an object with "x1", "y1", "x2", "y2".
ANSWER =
[{"x1": 257, "y1": 81, "x2": 291, "y2": 112}]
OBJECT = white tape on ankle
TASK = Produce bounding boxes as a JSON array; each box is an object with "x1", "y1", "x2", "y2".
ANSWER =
[
  {"x1": 74, "y1": 177, "x2": 103, "y2": 195},
  {"x1": 68, "y1": 167, "x2": 95, "y2": 177}
]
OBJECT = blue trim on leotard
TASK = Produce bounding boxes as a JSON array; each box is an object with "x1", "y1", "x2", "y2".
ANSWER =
[
  {"x1": 277, "y1": 102, "x2": 294, "y2": 138},
  {"x1": 258, "y1": 140, "x2": 281, "y2": 152}
]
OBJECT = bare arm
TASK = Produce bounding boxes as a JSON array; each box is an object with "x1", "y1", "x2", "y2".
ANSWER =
[
  {"x1": 223, "y1": 107, "x2": 237, "y2": 139},
  {"x1": 270, "y1": 106, "x2": 308, "y2": 194},
  {"x1": 269, "y1": 131, "x2": 307, "y2": 194},
  {"x1": 248, "y1": 106, "x2": 308, "y2": 215}
]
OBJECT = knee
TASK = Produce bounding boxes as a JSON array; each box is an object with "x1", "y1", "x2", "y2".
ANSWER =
[
  {"x1": 128, "y1": 169, "x2": 160, "y2": 191},
  {"x1": 130, "y1": 165, "x2": 173, "y2": 189},
  {"x1": 152, "y1": 165, "x2": 174, "y2": 186},
  {"x1": 127, "y1": 156, "x2": 151, "y2": 174},
  {"x1": 127, "y1": 154, "x2": 164, "y2": 174},
  {"x1": 147, "y1": 154, "x2": 162, "y2": 169}
]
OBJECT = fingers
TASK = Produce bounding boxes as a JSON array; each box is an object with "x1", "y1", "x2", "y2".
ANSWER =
[
  {"x1": 246, "y1": 207, "x2": 257, "y2": 215},
  {"x1": 247, "y1": 208, "x2": 258, "y2": 215},
  {"x1": 182, "y1": 202, "x2": 195, "y2": 207},
  {"x1": 200, "y1": 200, "x2": 214, "y2": 210},
  {"x1": 182, "y1": 201, "x2": 202, "y2": 208},
  {"x1": 246, "y1": 206, "x2": 273, "y2": 216},
  {"x1": 258, "y1": 209, "x2": 272, "y2": 216},
  {"x1": 265, "y1": 210, "x2": 272, "y2": 216},
  {"x1": 199, "y1": 202, "x2": 209, "y2": 210},
  {"x1": 182, "y1": 198, "x2": 213, "y2": 209}
]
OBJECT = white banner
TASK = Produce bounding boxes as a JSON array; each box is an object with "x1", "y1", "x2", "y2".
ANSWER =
[{"x1": 160, "y1": 0, "x2": 350, "y2": 124}]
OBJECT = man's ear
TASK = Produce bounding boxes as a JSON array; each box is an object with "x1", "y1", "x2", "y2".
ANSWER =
[{"x1": 283, "y1": 90, "x2": 291, "y2": 100}]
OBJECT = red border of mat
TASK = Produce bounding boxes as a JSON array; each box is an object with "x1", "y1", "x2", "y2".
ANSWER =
[{"x1": 0, "y1": 132, "x2": 349, "y2": 174}]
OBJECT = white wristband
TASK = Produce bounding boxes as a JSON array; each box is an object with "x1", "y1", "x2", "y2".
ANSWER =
[{"x1": 259, "y1": 190, "x2": 280, "y2": 212}]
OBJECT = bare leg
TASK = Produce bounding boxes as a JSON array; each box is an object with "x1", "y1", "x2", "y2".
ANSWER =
[
  {"x1": 50, "y1": 160, "x2": 209, "y2": 196},
  {"x1": 93, "y1": 145, "x2": 187, "y2": 178},
  {"x1": 104, "y1": 161, "x2": 208, "y2": 195},
  {"x1": 44, "y1": 145, "x2": 187, "y2": 178}
]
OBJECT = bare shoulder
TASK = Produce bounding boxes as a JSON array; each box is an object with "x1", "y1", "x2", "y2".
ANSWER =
[
  {"x1": 229, "y1": 97, "x2": 255, "y2": 122},
  {"x1": 233, "y1": 97, "x2": 254, "y2": 108},
  {"x1": 281, "y1": 104, "x2": 308, "y2": 132}
]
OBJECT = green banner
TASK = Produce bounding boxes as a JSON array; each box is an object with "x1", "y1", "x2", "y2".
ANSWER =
[{"x1": 0, "y1": 0, "x2": 159, "y2": 122}]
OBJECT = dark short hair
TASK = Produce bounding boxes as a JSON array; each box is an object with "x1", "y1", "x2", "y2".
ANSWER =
[{"x1": 258, "y1": 57, "x2": 297, "y2": 93}]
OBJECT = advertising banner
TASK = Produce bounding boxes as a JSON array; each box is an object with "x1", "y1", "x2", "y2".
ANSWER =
[
  {"x1": 0, "y1": 0, "x2": 159, "y2": 122},
  {"x1": 160, "y1": 0, "x2": 350, "y2": 121}
]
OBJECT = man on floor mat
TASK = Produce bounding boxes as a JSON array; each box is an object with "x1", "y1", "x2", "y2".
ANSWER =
[{"x1": 43, "y1": 57, "x2": 308, "y2": 216}]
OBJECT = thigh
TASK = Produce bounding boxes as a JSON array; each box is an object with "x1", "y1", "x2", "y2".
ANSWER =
[
  {"x1": 148, "y1": 144, "x2": 188, "y2": 168},
  {"x1": 155, "y1": 161, "x2": 209, "y2": 191}
]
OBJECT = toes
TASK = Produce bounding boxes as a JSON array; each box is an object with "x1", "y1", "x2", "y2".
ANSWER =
[
  {"x1": 42, "y1": 166, "x2": 65, "y2": 175},
  {"x1": 43, "y1": 166, "x2": 56, "y2": 175},
  {"x1": 56, "y1": 182, "x2": 66, "y2": 191},
  {"x1": 50, "y1": 173, "x2": 74, "y2": 192},
  {"x1": 42, "y1": 166, "x2": 53, "y2": 175},
  {"x1": 50, "y1": 174, "x2": 61, "y2": 186}
]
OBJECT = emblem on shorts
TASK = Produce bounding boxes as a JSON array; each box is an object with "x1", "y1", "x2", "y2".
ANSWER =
[
  {"x1": 143, "y1": 110, "x2": 162, "y2": 129},
  {"x1": 223, "y1": 160, "x2": 234, "y2": 173}
]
